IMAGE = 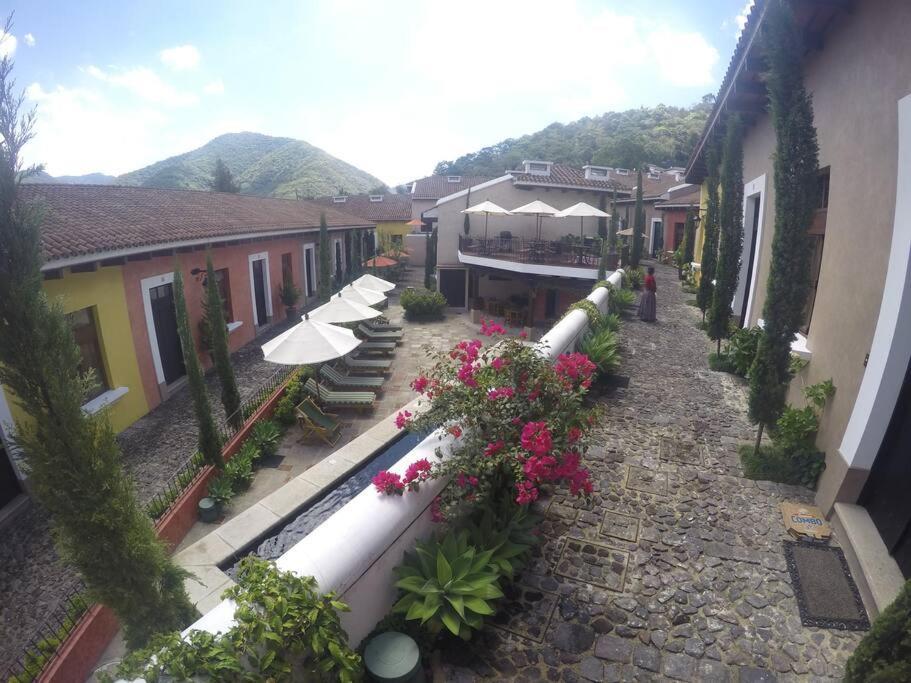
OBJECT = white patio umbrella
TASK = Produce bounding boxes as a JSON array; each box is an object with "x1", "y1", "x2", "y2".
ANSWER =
[
  {"x1": 462, "y1": 200, "x2": 512, "y2": 240},
  {"x1": 309, "y1": 292, "x2": 382, "y2": 324},
  {"x1": 512, "y1": 200, "x2": 560, "y2": 240},
  {"x1": 338, "y1": 283, "x2": 387, "y2": 306},
  {"x1": 353, "y1": 273, "x2": 395, "y2": 293},
  {"x1": 554, "y1": 202, "x2": 610, "y2": 240}
]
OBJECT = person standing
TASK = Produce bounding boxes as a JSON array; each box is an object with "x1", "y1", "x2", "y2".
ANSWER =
[{"x1": 639, "y1": 266, "x2": 657, "y2": 322}]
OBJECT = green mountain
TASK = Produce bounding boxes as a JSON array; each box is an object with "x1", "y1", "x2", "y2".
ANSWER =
[
  {"x1": 434, "y1": 99, "x2": 714, "y2": 176},
  {"x1": 24, "y1": 171, "x2": 117, "y2": 185},
  {"x1": 118, "y1": 132, "x2": 384, "y2": 198}
]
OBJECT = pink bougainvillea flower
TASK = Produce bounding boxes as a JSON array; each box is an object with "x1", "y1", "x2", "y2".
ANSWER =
[
  {"x1": 555, "y1": 352, "x2": 596, "y2": 384},
  {"x1": 491, "y1": 357, "x2": 506, "y2": 371},
  {"x1": 457, "y1": 362, "x2": 478, "y2": 387},
  {"x1": 430, "y1": 496, "x2": 445, "y2": 523},
  {"x1": 511, "y1": 417, "x2": 522, "y2": 425},
  {"x1": 487, "y1": 386, "x2": 515, "y2": 401},
  {"x1": 515, "y1": 480, "x2": 539, "y2": 505},
  {"x1": 518, "y1": 330, "x2": 528, "y2": 339},
  {"x1": 394, "y1": 410, "x2": 412, "y2": 430},
  {"x1": 480, "y1": 319, "x2": 507, "y2": 337},
  {"x1": 520, "y1": 421, "x2": 553, "y2": 456},
  {"x1": 403, "y1": 458, "x2": 433, "y2": 485},
  {"x1": 372, "y1": 470, "x2": 404, "y2": 495},
  {"x1": 448, "y1": 425, "x2": 463, "y2": 438},
  {"x1": 567, "y1": 426, "x2": 582, "y2": 444},
  {"x1": 410, "y1": 375, "x2": 429, "y2": 394},
  {"x1": 484, "y1": 440, "x2": 505, "y2": 457}
]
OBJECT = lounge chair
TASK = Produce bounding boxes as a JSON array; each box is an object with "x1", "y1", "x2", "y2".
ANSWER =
[
  {"x1": 357, "y1": 323, "x2": 404, "y2": 342},
  {"x1": 304, "y1": 378, "x2": 375, "y2": 409},
  {"x1": 366, "y1": 319, "x2": 403, "y2": 332},
  {"x1": 354, "y1": 341, "x2": 396, "y2": 355},
  {"x1": 341, "y1": 355, "x2": 392, "y2": 374},
  {"x1": 295, "y1": 398, "x2": 341, "y2": 446},
  {"x1": 320, "y1": 364, "x2": 384, "y2": 389}
]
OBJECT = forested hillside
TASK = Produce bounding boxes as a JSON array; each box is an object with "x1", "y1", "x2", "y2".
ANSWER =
[{"x1": 435, "y1": 98, "x2": 713, "y2": 176}]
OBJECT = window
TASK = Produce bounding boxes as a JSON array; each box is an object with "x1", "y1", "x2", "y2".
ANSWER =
[
  {"x1": 213, "y1": 268, "x2": 234, "y2": 321},
  {"x1": 68, "y1": 307, "x2": 110, "y2": 401},
  {"x1": 391, "y1": 234, "x2": 404, "y2": 248},
  {"x1": 648, "y1": 172, "x2": 661, "y2": 181},
  {"x1": 800, "y1": 169, "x2": 830, "y2": 334},
  {"x1": 281, "y1": 252, "x2": 293, "y2": 286},
  {"x1": 529, "y1": 162, "x2": 549, "y2": 173},
  {"x1": 332, "y1": 196, "x2": 347, "y2": 203},
  {"x1": 369, "y1": 195, "x2": 384, "y2": 202},
  {"x1": 446, "y1": 176, "x2": 461, "y2": 183},
  {"x1": 615, "y1": 168, "x2": 630, "y2": 176}
]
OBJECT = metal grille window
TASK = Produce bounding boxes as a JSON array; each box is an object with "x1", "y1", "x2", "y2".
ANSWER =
[
  {"x1": 68, "y1": 307, "x2": 110, "y2": 400},
  {"x1": 800, "y1": 169, "x2": 830, "y2": 334},
  {"x1": 214, "y1": 268, "x2": 234, "y2": 322}
]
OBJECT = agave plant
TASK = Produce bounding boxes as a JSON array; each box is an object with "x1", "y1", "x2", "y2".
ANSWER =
[
  {"x1": 593, "y1": 312, "x2": 620, "y2": 334},
  {"x1": 392, "y1": 529, "x2": 503, "y2": 639},
  {"x1": 580, "y1": 328, "x2": 621, "y2": 377},
  {"x1": 465, "y1": 499, "x2": 541, "y2": 580},
  {"x1": 207, "y1": 475, "x2": 234, "y2": 507},
  {"x1": 251, "y1": 419, "x2": 281, "y2": 457},
  {"x1": 608, "y1": 287, "x2": 636, "y2": 314}
]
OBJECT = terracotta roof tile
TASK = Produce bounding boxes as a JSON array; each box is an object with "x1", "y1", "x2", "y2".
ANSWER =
[
  {"x1": 411, "y1": 175, "x2": 492, "y2": 200},
  {"x1": 19, "y1": 184, "x2": 373, "y2": 264},
  {"x1": 510, "y1": 164, "x2": 630, "y2": 193},
  {"x1": 312, "y1": 193, "x2": 412, "y2": 221}
]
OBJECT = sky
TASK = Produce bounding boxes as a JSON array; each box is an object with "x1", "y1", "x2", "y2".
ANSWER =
[{"x1": 2, "y1": 0, "x2": 754, "y2": 185}]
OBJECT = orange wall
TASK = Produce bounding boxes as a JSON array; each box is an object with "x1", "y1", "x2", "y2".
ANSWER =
[
  {"x1": 661, "y1": 208, "x2": 688, "y2": 252},
  {"x1": 122, "y1": 231, "x2": 351, "y2": 411}
]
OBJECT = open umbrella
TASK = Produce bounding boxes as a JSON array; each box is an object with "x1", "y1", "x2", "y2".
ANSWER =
[
  {"x1": 617, "y1": 227, "x2": 647, "y2": 237},
  {"x1": 339, "y1": 283, "x2": 387, "y2": 306},
  {"x1": 364, "y1": 255, "x2": 397, "y2": 268},
  {"x1": 554, "y1": 202, "x2": 610, "y2": 240},
  {"x1": 463, "y1": 200, "x2": 512, "y2": 241},
  {"x1": 512, "y1": 200, "x2": 560, "y2": 240},
  {"x1": 354, "y1": 273, "x2": 395, "y2": 292},
  {"x1": 309, "y1": 293, "x2": 382, "y2": 323}
]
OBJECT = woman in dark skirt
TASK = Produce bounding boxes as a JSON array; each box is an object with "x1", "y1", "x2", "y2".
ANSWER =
[{"x1": 638, "y1": 265, "x2": 657, "y2": 322}]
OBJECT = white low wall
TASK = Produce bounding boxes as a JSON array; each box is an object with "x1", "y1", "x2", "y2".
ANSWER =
[{"x1": 175, "y1": 270, "x2": 624, "y2": 655}]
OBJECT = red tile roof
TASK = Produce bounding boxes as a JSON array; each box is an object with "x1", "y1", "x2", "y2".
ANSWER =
[
  {"x1": 411, "y1": 175, "x2": 492, "y2": 200},
  {"x1": 19, "y1": 184, "x2": 373, "y2": 265},
  {"x1": 312, "y1": 193, "x2": 412, "y2": 221},
  {"x1": 510, "y1": 164, "x2": 630, "y2": 193},
  {"x1": 654, "y1": 184, "x2": 701, "y2": 209}
]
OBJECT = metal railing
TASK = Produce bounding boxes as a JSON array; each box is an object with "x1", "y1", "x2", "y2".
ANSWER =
[{"x1": 459, "y1": 235, "x2": 602, "y2": 268}]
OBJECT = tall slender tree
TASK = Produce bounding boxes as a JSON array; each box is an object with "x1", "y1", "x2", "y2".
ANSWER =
[
  {"x1": 352, "y1": 228, "x2": 362, "y2": 278},
  {"x1": 211, "y1": 157, "x2": 240, "y2": 193},
  {"x1": 318, "y1": 212, "x2": 331, "y2": 301},
  {"x1": 425, "y1": 226, "x2": 438, "y2": 290},
  {"x1": 696, "y1": 143, "x2": 721, "y2": 321},
  {"x1": 597, "y1": 193, "x2": 608, "y2": 240},
  {"x1": 203, "y1": 254, "x2": 241, "y2": 428},
  {"x1": 0, "y1": 41, "x2": 195, "y2": 647},
  {"x1": 174, "y1": 266, "x2": 223, "y2": 468},
  {"x1": 630, "y1": 168, "x2": 644, "y2": 267},
  {"x1": 608, "y1": 190, "x2": 619, "y2": 253},
  {"x1": 707, "y1": 115, "x2": 745, "y2": 353},
  {"x1": 748, "y1": 0, "x2": 820, "y2": 450},
  {"x1": 463, "y1": 188, "x2": 471, "y2": 236},
  {"x1": 682, "y1": 209, "x2": 696, "y2": 265}
]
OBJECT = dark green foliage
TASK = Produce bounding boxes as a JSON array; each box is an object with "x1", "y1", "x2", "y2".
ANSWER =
[
  {"x1": 224, "y1": 446, "x2": 254, "y2": 490},
  {"x1": 696, "y1": 144, "x2": 720, "y2": 315},
  {"x1": 608, "y1": 287, "x2": 636, "y2": 315},
  {"x1": 624, "y1": 266, "x2": 644, "y2": 290},
  {"x1": 402, "y1": 287, "x2": 447, "y2": 320},
  {"x1": 748, "y1": 0, "x2": 821, "y2": 437},
  {"x1": 597, "y1": 194, "x2": 608, "y2": 239},
  {"x1": 118, "y1": 131, "x2": 383, "y2": 199},
  {"x1": 682, "y1": 209, "x2": 696, "y2": 264},
  {"x1": 738, "y1": 443, "x2": 824, "y2": 488},
  {"x1": 845, "y1": 579, "x2": 911, "y2": 683},
  {"x1": 580, "y1": 328, "x2": 621, "y2": 378},
  {"x1": 206, "y1": 474, "x2": 234, "y2": 508},
  {"x1": 597, "y1": 239, "x2": 608, "y2": 280},
  {"x1": 0, "y1": 48, "x2": 195, "y2": 648},
  {"x1": 708, "y1": 351, "x2": 737, "y2": 374},
  {"x1": 434, "y1": 101, "x2": 713, "y2": 176},
  {"x1": 425, "y1": 226, "x2": 438, "y2": 290},
  {"x1": 608, "y1": 191, "x2": 619, "y2": 252},
  {"x1": 111, "y1": 557, "x2": 362, "y2": 682},
  {"x1": 708, "y1": 115, "x2": 745, "y2": 349},
  {"x1": 210, "y1": 156, "x2": 240, "y2": 193},
  {"x1": 630, "y1": 168, "x2": 644, "y2": 267},
  {"x1": 351, "y1": 228, "x2": 362, "y2": 279},
  {"x1": 318, "y1": 212, "x2": 331, "y2": 302},
  {"x1": 174, "y1": 268, "x2": 223, "y2": 469},
  {"x1": 204, "y1": 255, "x2": 242, "y2": 428},
  {"x1": 250, "y1": 419, "x2": 281, "y2": 458},
  {"x1": 712, "y1": 327, "x2": 763, "y2": 378},
  {"x1": 564, "y1": 299, "x2": 602, "y2": 329},
  {"x1": 465, "y1": 499, "x2": 541, "y2": 581}
]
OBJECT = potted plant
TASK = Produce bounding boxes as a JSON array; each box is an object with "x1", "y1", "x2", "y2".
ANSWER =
[{"x1": 278, "y1": 279, "x2": 301, "y2": 320}]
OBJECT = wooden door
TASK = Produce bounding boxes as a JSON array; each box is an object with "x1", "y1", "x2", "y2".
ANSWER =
[{"x1": 149, "y1": 283, "x2": 185, "y2": 384}]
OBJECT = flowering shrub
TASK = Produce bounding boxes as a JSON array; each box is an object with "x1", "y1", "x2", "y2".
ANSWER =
[{"x1": 372, "y1": 328, "x2": 601, "y2": 519}]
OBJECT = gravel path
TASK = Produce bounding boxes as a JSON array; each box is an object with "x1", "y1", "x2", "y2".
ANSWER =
[{"x1": 439, "y1": 262, "x2": 864, "y2": 682}]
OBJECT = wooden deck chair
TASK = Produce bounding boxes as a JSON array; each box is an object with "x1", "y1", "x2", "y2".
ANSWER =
[
  {"x1": 304, "y1": 378, "x2": 376, "y2": 409},
  {"x1": 320, "y1": 364, "x2": 384, "y2": 389},
  {"x1": 355, "y1": 341, "x2": 396, "y2": 355},
  {"x1": 357, "y1": 323, "x2": 404, "y2": 342},
  {"x1": 295, "y1": 397, "x2": 341, "y2": 446},
  {"x1": 341, "y1": 355, "x2": 392, "y2": 374}
]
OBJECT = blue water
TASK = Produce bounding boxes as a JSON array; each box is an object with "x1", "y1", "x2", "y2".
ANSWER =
[{"x1": 224, "y1": 430, "x2": 424, "y2": 576}]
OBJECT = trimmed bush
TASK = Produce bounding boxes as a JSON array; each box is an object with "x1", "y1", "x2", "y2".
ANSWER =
[
  {"x1": 738, "y1": 443, "x2": 824, "y2": 488},
  {"x1": 401, "y1": 287, "x2": 447, "y2": 320},
  {"x1": 580, "y1": 328, "x2": 621, "y2": 378},
  {"x1": 845, "y1": 579, "x2": 911, "y2": 683}
]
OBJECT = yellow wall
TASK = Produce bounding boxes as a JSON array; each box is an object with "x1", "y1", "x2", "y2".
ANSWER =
[
  {"x1": 3, "y1": 267, "x2": 149, "y2": 433},
  {"x1": 376, "y1": 221, "x2": 411, "y2": 239},
  {"x1": 692, "y1": 182, "x2": 710, "y2": 284}
]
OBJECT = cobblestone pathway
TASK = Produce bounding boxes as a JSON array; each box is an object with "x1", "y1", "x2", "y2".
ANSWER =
[{"x1": 442, "y1": 262, "x2": 863, "y2": 682}]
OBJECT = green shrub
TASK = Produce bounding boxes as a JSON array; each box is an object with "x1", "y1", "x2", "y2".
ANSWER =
[
  {"x1": 739, "y1": 443, "x2": 825, "y2": 488},
  {"x1": 564, "y1": 299, "x2": 602, "y2": 329},
  {"x1": 225, "y1": 449, "x2": 254, "y2": 490},
  {"x1": 272, "y1": 394, "x2": 297, "y2": 427},
  {"x1": 727, "y1": 326, "x2": 762, "y2": 376},
  {"x1": 392, "y1": 529, "x2": 504, "y2": 639},
  {"x1": 624, "y1": 267, "x2": 644, "y2": 290},
  {"x1": 111, "y1": 557, "x2": 362, "y2": 682},
  {"x1": 845, "y1": 579, "x2": 911, "y2": 683},
  {"x1": 251, "y1": 420, "x2": 281, "y2": 458},
  {"x1": 465, "y1": 500, "x2": 541, "y2": 581},
  {"x1": 608, "y1": 287, "x2": 636, "y2": 314},
  {"x1": 580, "y1": 329, "x2": 621, "y2": 378},
  {"x1": 591, "y1": 279, "x2": 612, "y2": 292},
  {"x1": 236, "y1": 440, "x2": 261, "y2": 466},
  {"x1": 594, "y1": 312, "x2": 620, "y2": 334},
  {"x1": 207, "y1": 475, "x2": 234, "y2": 508},
  {"x1": 708, "y1": 352, "x2": 737, "y2": 374},
  {"x1": 401, "y1": 287, "x2": 447, "y2": 320}
]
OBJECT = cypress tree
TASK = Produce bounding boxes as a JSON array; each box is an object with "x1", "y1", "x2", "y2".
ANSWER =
[
  {"x1": 203, "y1": 254, "x2": 241, "y2": 428},
  {"x1": 696, "y1": 143, "x2": 721, "y2": 321},
  {"x1": 748, "y1": 0, "x2": 820, "y2": 450},
  {"x1": 682, "y1": 209, "x2": 696, "y2": 265},
  {"x1": 173, "y1": 266, "x2": 222, "y2": 469},
  {"x1": 708, "y1": 115, "x2": 745, "y2": 353},
  {"x1": 318, "y1": 212, "x2": 331, "y2": 301},
  {"x1": 597, "y1": 239, "x2": 608, "y2": 280},
  {"x1": 463, "y1": 188, "x2": 471, "y2": 236},
  {"x1": 597, "y1": 193, "x2": 608, "y2": 239},
  {"x1": 630, "y1": 168, "x2": 644, "y2": 267},
  {"x1": 608, "y1": 190, "x2": 619, "y2": 253},
  {"x1": 352, "y1": 228, "x2": 362, "y2": 278},
  {"x1": 424, "y1": 226, "x2": 438, "y2": 290},
  {"x1": 0, "y1": 47, "x2": 195, "y2": 647},
  {"x1": 211, "y1": 157, "x2": 239, "y2": 193}
]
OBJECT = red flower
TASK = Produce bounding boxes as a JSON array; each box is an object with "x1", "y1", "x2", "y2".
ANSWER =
[
  {"x1": 567, "y1": 427, "x2": 582, "y2": 444},
  {"x1": 555, "y1": 352, "x2": 596, "y2": 384},
  {"x1": 520, "y1": 421, "x2": 553, "y2": 456},
  {"x1": 372, "y1": 471, "x2": 404, "y2": 495},
  {"x1": 515, "y1": 480, "x2": 539, "y2": 504},
  {"x1": 491, "y1": 357, "x2": 507, "y2": 371},
  {"x1": 484, "y1": 440, "x2": 505, "y2": 457},
  {"x1": 394, "y1": 410, "x2": 412, "y2": 430},
  {"x1": 518, "y1": 330, "x2": 528, "y2": 339},
  {"x1": 430, "y1": 496, "x2": 445, "y2": 523},
  {"x1": 403, "y1": 458, "x2": 432, "y2": 485},
  {"x1": 448, "y1": 425, "x2": 463, "y2": 438},
  {"x1": 411, "y1": 375, "x2": 429, "y2": 393},
  {"x1": 480, "y1": 319, "x2": 506, "y2": 337},
  {"x1": 487, "y1": 386, "x2": 515, "y2": 401}
]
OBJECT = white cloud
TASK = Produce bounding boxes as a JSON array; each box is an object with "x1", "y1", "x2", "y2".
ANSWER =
[
  {"x1": 0, "y1": 31, "x2": 16, "y2": 57},
  {"x1": 648, "y1": 30, "x2": 719, "y2": 87},
  {"x1": 735, "y1": 1, "x2": 755, "y2": 37},
  {"x1": 203, "y1": 79, "x2": 224, "y2": 95},
  {"x1": 84, "y1": 65, "x2": 199, "y2": 107},
  {"x1": 24, "y1": 33, "x2": 35, "y2": 47},
  {"x1": 159, "y1": 44, "x2": 200, "y2": 70}
]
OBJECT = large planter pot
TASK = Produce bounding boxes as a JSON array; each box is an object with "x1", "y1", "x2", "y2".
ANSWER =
[
  {"x1": 197, "y1": 497, "x2": 219, "y2": 523},
  {"x1": 606, "y1": 252, "x2": 619, "y2": 270},
  {"x1": 285, "y1": 305, "x2": 298, "y2": 321},
  {"x1": 364, "y1": 631, "x2": 423, "y2": 683}
]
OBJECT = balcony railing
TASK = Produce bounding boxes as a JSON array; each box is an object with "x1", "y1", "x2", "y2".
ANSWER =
[{"x1": 459, "y1": 235, "x2": 602, "y2": 268}]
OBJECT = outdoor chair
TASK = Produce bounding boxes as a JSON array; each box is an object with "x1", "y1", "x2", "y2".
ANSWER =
[
  {"x1": 354, "y1": 341, "x2": 396, "y2": 355},
  {"x1": 357, "y1": 323, "x2": 404, "y2": 342},
  {"x1": 365, "y1": 318, "x2": 403, "y2": 332},
  {"x1": 304, "y1": 378, "x2": 375, "y2": 410},
  {"x1": 295, "y1": 397, "x2": 341, "y2": 446},
  {"x1": 341, "y1": 354, "x2": 392, "y2": 374},
  {"x1": 320, "y1": 364, "x2": 384, "y2": 389}
]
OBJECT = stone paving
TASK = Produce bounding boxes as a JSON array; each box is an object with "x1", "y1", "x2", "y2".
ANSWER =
[{"x1": 440, "y1": 262, "x2": 864, "y2": 682}]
